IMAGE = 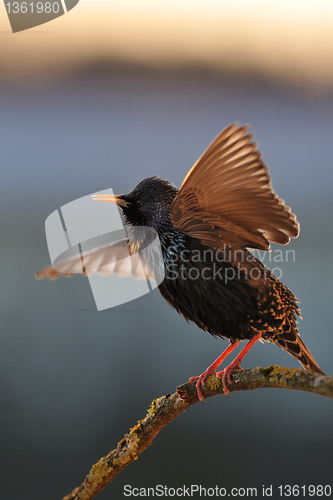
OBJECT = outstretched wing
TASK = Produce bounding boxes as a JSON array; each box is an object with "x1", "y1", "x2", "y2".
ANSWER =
[
  {"x1": 171, "y1": 123, "x2": 299, "y2": 250},
  {"x1": 35, "y1": 239, "x2": 149, "y2": 281}
]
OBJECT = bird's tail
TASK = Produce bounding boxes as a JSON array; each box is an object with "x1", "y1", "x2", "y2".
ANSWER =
[{"x1": 270, "y1": 320, "x2": 325, "y2": 375}]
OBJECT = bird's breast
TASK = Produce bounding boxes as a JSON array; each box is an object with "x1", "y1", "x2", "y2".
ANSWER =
[{"x1": 157, "y1": 231, "x2": 263, "y2": 340}]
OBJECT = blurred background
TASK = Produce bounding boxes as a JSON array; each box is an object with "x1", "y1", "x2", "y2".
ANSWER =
[{"x1": 1, "y1": 1, "x2": 332, "y2": 499}]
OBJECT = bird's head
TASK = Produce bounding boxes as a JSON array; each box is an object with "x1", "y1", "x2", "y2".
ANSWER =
[{"x1": 93, "y1": 176, "x2": 178, "y2": 230}]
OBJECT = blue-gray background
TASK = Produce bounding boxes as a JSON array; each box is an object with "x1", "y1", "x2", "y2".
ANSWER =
[{"x1": 1, "y1": 66, "x2": 332, "y2": 499}]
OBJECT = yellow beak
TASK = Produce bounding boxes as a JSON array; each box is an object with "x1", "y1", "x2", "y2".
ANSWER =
[{"x1": 92, "y1": 194, "x2": 129, "y2": 208}]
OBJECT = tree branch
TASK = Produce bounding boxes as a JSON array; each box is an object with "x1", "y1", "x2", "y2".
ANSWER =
[{"x1": 62, "y1": 366, "x2": 332, "y2": 500}]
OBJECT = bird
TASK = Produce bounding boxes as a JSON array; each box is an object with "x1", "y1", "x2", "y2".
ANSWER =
[{"x1": 36, "y1": 123, "x2": 325, "y2": 401}]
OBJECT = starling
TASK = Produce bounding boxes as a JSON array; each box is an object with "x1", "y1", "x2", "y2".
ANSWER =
[{"x1": 36, "y1": 123, "x2": 324, "y2": 401}]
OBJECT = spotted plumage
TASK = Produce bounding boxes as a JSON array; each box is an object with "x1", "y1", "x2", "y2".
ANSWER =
[{"x1": 36, "y1": 123, "x2": 324, "y2": 401}]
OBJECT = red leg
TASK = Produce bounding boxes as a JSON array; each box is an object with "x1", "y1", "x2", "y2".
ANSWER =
[
  {"x1": 218, "y1": 333, "x2": 262, "y2": 397},
  {"x1": 189, "y1": 341, "x2": 239, "y2": 402}
]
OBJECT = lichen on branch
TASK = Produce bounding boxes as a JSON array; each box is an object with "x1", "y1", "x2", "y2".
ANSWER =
[{"x1": 62, "y1": 366, "x2": 333, "y2": 500}]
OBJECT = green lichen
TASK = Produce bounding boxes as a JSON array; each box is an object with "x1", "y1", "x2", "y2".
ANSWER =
[
  {"x1": 90, "y1": 459, "x2": 113, "y2": 483},
  {"x1": 261, "y1": 365, "x2": 300, "y2": 385},
  {"x1": 204, "y1": 374, "x2": 221, "y2": 391},
  {"x1": 148, "y1": 399, "x2": 158, "y2": 416},
  {"x1": 269, "y1": 366, "x2": 299, "y2": 382},
  {"x1": 129, "y1": 420, "x2": 143, "y2": 434},
  {"x1": 261, "y1": 365, "x2": 275, "y2": 375}
]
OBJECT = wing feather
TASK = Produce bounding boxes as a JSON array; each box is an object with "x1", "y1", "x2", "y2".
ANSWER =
[
  {"x1": 35, "y1": 239, "x2": 150, "y2": 281},
  {"x1": 171, "y1": 123, "x2": 299, "y2": 250}
]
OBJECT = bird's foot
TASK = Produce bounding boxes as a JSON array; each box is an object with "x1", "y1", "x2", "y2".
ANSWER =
[
  {"x1": 189, "y1": 366, "x2": 217, "y2": 403},
  {"x1": 217, "y1": 363, "x2": 243, "y2": 397}
]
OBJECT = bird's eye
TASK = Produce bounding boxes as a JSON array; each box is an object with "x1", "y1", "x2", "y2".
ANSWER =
[{"x1": 136, "y1": 199, "x2": 145, "y2": 208}]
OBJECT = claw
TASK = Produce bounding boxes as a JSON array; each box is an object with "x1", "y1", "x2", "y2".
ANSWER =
[
  {"x1": 218, "y1": 360, "x2": 247, "y2": 396},
  {"x1": 189, "y1": 341, "x2": 241, "y2": 402},
  {"x1": 189, "y1": 366, "x2": 216, "y2": 402},
  {"x1": 188, "y1": 334, "x2": 261, "y2": 401},
  {"x1": 217, "y1": 363, "x2": 242, "y2": 397}
]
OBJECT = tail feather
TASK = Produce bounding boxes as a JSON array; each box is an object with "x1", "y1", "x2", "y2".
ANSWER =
[{"x1": 270, "y1": 320, "x2": 325, "y2": 375}]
